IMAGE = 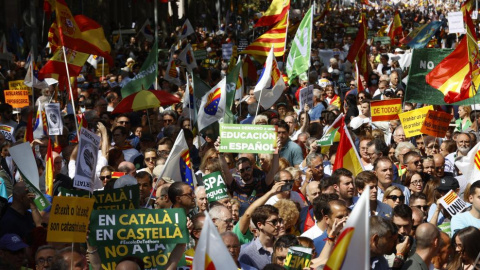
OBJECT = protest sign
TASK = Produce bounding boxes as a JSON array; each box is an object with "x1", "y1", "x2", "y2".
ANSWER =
[
  {"x1": 222, "y1": 43, "x2": 233, "y2": 60},
  {"x1": 447, "y1": 12, "x2": 465, "y2": 34},
  {"x1": 398, "y1": 106, "x2": 433, "y2": 138},
  {"x1": 219, "y1": 124, "x2": 277, "y2": 154},
  {"x1": 420, "y1": 110, "x2": 453, "y2": 138},
  {"x1": 45, "y1": 103, "x2": 63, "y2": 135},
  {"x1": 74, "y1": 128, "x2": 100, "y2": 192},
  {"x1": 203, "y1": 171, "x2": 229, "y2": 203},
  {"x1": 4, "y1": 90, "x2": 29, "y2": 108},
  {"x1": 299, "y1": 85, "x2": 314, "y2": 110},
  {"x1": 439, "y1": 190, "x2": 468, "y2": 216},
  {"x1": 47, "y1": 196, "x2": 94, "y2": 243},
  {"x1": 8, "y1": 79, "x2": 32, "y2": 95},
  {"x1": 284, "y1": 246, "x2": 312, "y2": 270},
  {"x1": 370, "y1": 99, "x2": 402, "y2": 122},
  {"x1": 9, "y1": 142, "x2": 50, "y2": 211},
  {"x1": 59, "y1": 185, "x2": 140, "y2": 209},
  {"x1": 0, "y1": 125, "x2": 15, "y2": 142},
  {"x1": 372, "y1": 36, "x2": 391, "y2": 45},
  {"x1": 237, "y1": 38, "x2": 249, "y2": 52},
  {"x1": 193, "y1": 49, "x2": 207, "y2": 60},
  {"x1": 317, "y1": 128, "x2": 340, "y2": 146},
  {"x1": 89, "y1": 209, "x2": 189, "y2": 270},
  {"x1": 95, "y1": 63, "x2": 109, "y2": 77}
]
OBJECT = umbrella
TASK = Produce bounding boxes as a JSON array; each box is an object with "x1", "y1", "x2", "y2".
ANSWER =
[{"x1": 112, "y1": 89, "x2": 181, "y2": 114}]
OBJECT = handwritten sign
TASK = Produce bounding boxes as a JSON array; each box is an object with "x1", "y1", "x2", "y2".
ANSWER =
[
  {"x1": 420, "y1": 110, "x2": 453, "y2": 138},
  {"x1": 4, "y1": 90, "x2": 29, "y2": 108},
  {"x1": 398, "y1": 106, "x2": 432, "y2": 138}
]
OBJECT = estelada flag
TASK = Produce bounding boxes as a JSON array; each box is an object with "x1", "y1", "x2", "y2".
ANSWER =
[
  {"x1": 332, "y1": 117, "x2": 364, "y2": 176},
  {"x1": 45, "y1": 138, "x2": 54, "y2": 196},
  {"x1": 192, "y1": 212, "x2": 238, "y2": 270},
  {"x1": 50, "y1": 0, "x2": 113, "y2": 65},
  {"x1": 346, "y1": 13, "x2": 368, "y2": 79},
  {"x1": 254, "y1": 0, "x2": 290, "y2": 28},
  {"x1": 387, "y1": 10, "x2": 403, "y2": 45},
  {"x1": 38, "y1": 47, "x2": 89, "y2": 80},
  {"x1": 426, "y1": 12, "x2": 480, "y2": 104},
  {"x1": 241, "y1": 12, "x2": 288, "y2": 57}
]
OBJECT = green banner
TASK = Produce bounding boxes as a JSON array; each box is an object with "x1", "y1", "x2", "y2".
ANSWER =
[
  {"x1": 284, "y1": 246, "x2": 312, "y2": 270},
  {"x1": 225, "y1": 57, "x2": 242, "y2": 124},
  {"x1": 219, "y1": 124, "x2": 277, "y2": 154},
  {"x1": 372, "y1": 36, "x2": 391, "y2": 45},
  {"x1": 286, "y1": 6, "x2": 313, "y2": 83},
  {"x1": 405, "y1": 48, "x2": 480, "y2": 105},
  {"x1": 59, "y1": 185, "x2": 140, "y2": 210},
  {"x1": 24, "y1": 177, "x2": 50, "y2": 211},
  {"x1": 89, "y1": 209, "x2": 189, "y2": 270},
  {"x1": 203, "y1": 171, "x2": 229, "y2": 203},
  {"x1": 121, "y1": 41, "x2": 158, "y2": 97}
]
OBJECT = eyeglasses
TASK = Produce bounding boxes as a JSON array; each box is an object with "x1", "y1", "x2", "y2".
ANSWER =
[
  {"x1": 179, "y1": 192, "x2": 195, "y2": 198},
  {"x1": 239, "y1": 167, "x2": 252, "y2": 173},
  {"x1": 410, "y1": 180, "x2": 423, "y2": 186},
  {"x1": 350, "y1": 84, "x2": 356, "y2": 86},
  {"x1": 412, "y1": 205, "x2": 429, "y2": 211},
  {"x1": 216, "y1": 218, "x2": 234, "y2": 224},
  {"x1": 387, "y1": 195, "x2": 405, "y2": 201},
  {"x1": 117, "y1": 121, "x2": 130, "y2": 125},
  {"x1": 37, "y1": 257, "x2": 54, "y2": 265},
  {"x1": 145, "y1": 157, "x2": 157, "y2": 162},
  {"x1": 100, "y1": 175, "x2": 112, "y2": 181},
  {"x1": 410, "y1": 160, "x2": 422, "y2": 165},
  {"x1": 266, "y1": 218, "x2": 284, "y2": 226}
]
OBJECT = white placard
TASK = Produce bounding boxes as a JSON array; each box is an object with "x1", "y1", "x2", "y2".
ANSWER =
[
  {"x1": 448, "y1": 12, "x2": 466, "y2": 34},
  {"x1": 45, "y1": 103, "x2": 63, "y2": 135},
  {"x1": 439, "y1": 190, "x2": 468, "y2": 216},
  {"x1": 300, "y1": 85, "x2": 314, "y2": 110},
  {"x1": 74, "y1": 128, "x2": 100, "y2": 192}
]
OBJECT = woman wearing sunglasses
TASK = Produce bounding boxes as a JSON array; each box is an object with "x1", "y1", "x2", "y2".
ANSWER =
[{"x1": 383, "y1": 186, "x2": 405, "y2": 209}]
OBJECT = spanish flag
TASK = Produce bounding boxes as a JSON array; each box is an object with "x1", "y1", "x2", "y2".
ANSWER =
[
  {"x1": 50, "y1": 0, "x2": 112, "y2": 65},
  {"x1": 192, "y1": 213, "x2": 238, "y2": 270},
  {"x1": 324, "y1": 186, "x2": 370, "y2": 270},
  {"x1": 254, "y1": 0, "x2": 290, "y2": 28},
  {"x1": 346, "y1": 13, "x2": 368, "y2": 80},
  {"x1": 241, "y1": 12, "x2": 288, "y2": 57},
  {"x1": 387, "y1": 10, "x2": 403, "y2": 45},
  {"x1": 38, "y1": 47, "x2": 89, "y2": 80},
  {"x1": 426, "y1": 12, "x2": 480, "y2": 104},
  {"x1": 45, "y1": 138, "x2": 54, "y2": 196},
  {"x1": 461, "y1": 0, "x2": 474, "y2": 15},
  {"x1": 332, "y1": 117, "x2": 364, "y2": 176},
  {"x1": 355, "y1": 61, "x2": 365, "y2": 92}
]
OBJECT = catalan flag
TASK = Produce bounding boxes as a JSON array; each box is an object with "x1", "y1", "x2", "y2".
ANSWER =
[
  {"x1": 192, "y1": 212, "x2": 238, "y2": 270},
  {"x1": 314, "y1": 0, "x2": 331, "y2": 22},
  {"x1": 461, "y1": 0, "x2": 474, "y2": 15},
  {"x1": 443, "y1": 191, "x2": 457, "y2": 205},
  {"x1": 49, "y1": 0, "x2": 112, "y2": 65},
  {"x1": 254, "y1": 0, "x2": 290, "y2": 28},
  {"x1": 332, "y1": 117, "x2": 364, "y2": 176},
  {"x1": 45, "y1": 138, "x2": 54, "y2": 196},
  {"x1": 346, "y1": 13, "x2": 368, "y2": 80},
  {"x1": 426, "y1": 12, "x2": 480, "y2": 104},
  {"x1": 241, "y1": 12, "x2": 288, "y2": 57},
  {"x1": 387, "y1": 10, "x2": 403, "y2": 45}
]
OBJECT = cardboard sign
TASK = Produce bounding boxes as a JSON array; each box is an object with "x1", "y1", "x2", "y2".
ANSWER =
[
  {"x1": 89, "y1": 209, "x2": 189, "y2": 269},
  {"x1": 203, "y1": 171, "x2": 229, "y2": 203},
  {"x1": 59, "y1": 185, "x2": 140, "y2": 210},
  {"x1": 420, "y1": 110, "x2": 453, "y2": 138},
  {"x1": 45, "y1": 103, "x2": 63, "y2": 135},
  {"x1": 439, "y1": 190, "x2": 468, "y2": 216},
  {"x1": 370, "y1": 99, "x2": 402, "y2": 122},
  {"x1": 284, "y1": 246, "x2": 312, "y2": 270},
  {"x1": 4, "y1": 90, "x2": 29, "y2": 108},
  {"x1": 74, "y1": 128, "x2": 100, "y2": 192},
  {"x1": 0, "y1": 125, "x2": 15, "y2": 142},
  {"x1": 47, "y1": 196, "x2": 94, "y2": 243},
  {"x1": 398, "y1": 106, "x2": 433, "y2": 138},
  {"x1": 448, "y1": 12, "x2": 465, "y2": 34},
  {"x1": 8, "y1": 79, "x2": 32, "y2": 95},
  {"x1": 219, "y1": 124, "x2": 277, "y2": 154},
  {"x1": 299, "y1": 85, "x2": 314, "y2": 110},
  {"x1": 95, "y1": 63, "x2": 109, "y2": 77}
]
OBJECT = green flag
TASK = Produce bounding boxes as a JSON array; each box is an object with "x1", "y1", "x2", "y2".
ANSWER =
[
  {"x1": 286, "y1": 6, "x2": 313, "y2": 84},
  {"x1": 192, "y1": 73, "x2": 211, "y2": 100},
  {"x1": 405, "y1": 48, "x2": 480, "y2": 105},
  {"x1": 224, "y1": 56, "x2": 243, "y2": 124},
  {"x1": 121, "y1": 41, "x2": 158, "y2": 97}
]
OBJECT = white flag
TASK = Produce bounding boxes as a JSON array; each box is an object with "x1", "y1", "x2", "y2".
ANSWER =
[
  {"x1": 178, "y1": 19, "x2": 194, "y2": 39},
  {"x1": 178, "y1": 43, "x2": 198, "y2": 71},
  {"x1": 140, "y1": 19, "x2": 154, "y2": 42},
  {"x1": 455, "y1": 142, "x2": 480, "y2": 184},
  {"x1": 197, "y1": 77, "x2": 227, "y2": 131},
  {"x1": 254, "y1": 46, "x2": 286, "y2": 109},
  {"x1": 24, "y1": 52, "x2": 49, "y2": 89},
  {"x1": 164, "y1": 51, "x2": 182, "y2": 86},
  {"x1": 235, "y1": 57, "x2": 244, "y2": 100},
  {"x1": 183, "y1": 73, "x2": 196, "y2": 122},
  {"x1": 87, "y1": 55, "x2": 102, "y2": 69},
  {"x1": 192, "y1": 212, "x2": 238, "y2": 270}
]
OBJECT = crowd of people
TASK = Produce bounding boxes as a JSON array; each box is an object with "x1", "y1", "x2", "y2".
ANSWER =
[{"x1": 0, "y1": 2, "x2": 480, "y2": 270}]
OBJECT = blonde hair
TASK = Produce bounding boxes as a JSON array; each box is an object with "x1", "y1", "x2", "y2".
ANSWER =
[
  {"x1": 274, "y1": 199, "x2": 300, "y2": 230},
  {"x1": 383, "y1": 186, "x2": 403, "y2": 203}
]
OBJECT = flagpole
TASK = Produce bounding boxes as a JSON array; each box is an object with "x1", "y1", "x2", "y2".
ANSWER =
[
  {"x1": 101, "y1": 57, "x2": 104, "y2": 78},
  {"x1": 61, "y1": 46, "x2": 80, "y2": 139},
  {"x1": 31, "y1": 50, "x2": 35, "y2": 107},
  {"x1": 154, "y1": 0, "x2": 159, "y2": 89}
]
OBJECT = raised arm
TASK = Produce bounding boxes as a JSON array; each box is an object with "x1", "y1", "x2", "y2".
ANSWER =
[
  {"x1": 265, "y1": 138, "x2": 281, "y2": 186},
  {"x1": 215, "y1": 137, "x2": 234, "y2": 186}
]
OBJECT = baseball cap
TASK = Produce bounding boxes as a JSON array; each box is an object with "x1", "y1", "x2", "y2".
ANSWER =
[
  {"x1": 0, "y1": 234, "x2": 28, "y2": 251},
  {"x1": 437, "y1": 176, "x2": 459, "y2": 191}
]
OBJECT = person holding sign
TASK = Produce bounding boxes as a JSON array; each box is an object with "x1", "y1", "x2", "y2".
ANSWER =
[{"x1": 451, "y1": 181, "x2": 480, "y2": 233}]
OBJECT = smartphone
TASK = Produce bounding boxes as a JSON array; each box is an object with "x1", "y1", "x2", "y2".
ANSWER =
[{"x1": 281, "y1": 181, "x2": 294, "y2": 192}]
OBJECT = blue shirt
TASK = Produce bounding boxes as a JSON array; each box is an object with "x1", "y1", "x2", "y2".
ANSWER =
[
  {"x1": 239, "y1": 237, "x2": 272, "y2": 270},
  {"x1": 309, "y1": 103, "x2": 325, "y2": 121},
  {"x1": 240, "y1": 115, "x2": 255, "y2": 124},
  {"x1": 312, "y1": 231, "x2": 328, "y2": 258},
  {"x1": 279, "y1": 140, "x2": 304, "y2": 167},
  {"x1": 451, "y1": 211, "x2": 480, "y2": 233}
]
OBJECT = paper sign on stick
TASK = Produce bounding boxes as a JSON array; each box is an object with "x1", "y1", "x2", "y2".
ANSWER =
[
  {"x1": 219, "y1": 124, "x2": 277, "y2": 154},
  {"x1": 47, "y1": 196, "x2": 94, "y2": 242},
  {"x1": 74, "y1": 128, "x2": 100, "y2": 192},
  {"x1": 4, "y1": 90, "x2": 29, "y2": 108},
  {"x1": 398, "y1": 106, "x2": 432, "y2": 138},
  {"x1": 370, "y1": 99, "x2": 402, "y2": 122},
  {"x1": 420, "y1": 110, "x2": 453, "y2": 138},
  {"x1": 439, "y1": 190, "x2": 468, "y2": 216},
  {"x1": 45, "y1": 103, "x2": 63, "y2": 135}
]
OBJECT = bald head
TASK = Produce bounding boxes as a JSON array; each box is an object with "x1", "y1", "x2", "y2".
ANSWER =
[
  {"x1": 415, "y1": 223, "x2": 440, "y2": 250},
  {"x1": 116, "y1": 260, "x2": 141, "y2": 270},
  {"x1": 118, "y1": 161, "x2": 136, "y2": 176},
  {"x1": 411, "y1": 206, "x2": 425, "y2": 227},
  {"x1": 432, "y1": 154, "x2": 444, "y2": 167}
]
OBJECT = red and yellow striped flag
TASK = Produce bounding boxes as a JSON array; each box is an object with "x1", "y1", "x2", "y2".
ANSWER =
[
  {"x1": 388, "y1": 10, "x2": 403, "y2": 45},
  {"x1": 443, "y1": 191, "x2": 458, "y2": 205},
  {"x1": 241, "y1": 12, "x2": 288, "y2": 57},
  {"x1": 38, "y1": 47, "x2": 89, "y2": 80},
  {"x1": 45, "y1": 138, "x2": 54, "y2": 196},
  {"x1": 254, "y1": 0, "x2": 290, "y2": 28}
]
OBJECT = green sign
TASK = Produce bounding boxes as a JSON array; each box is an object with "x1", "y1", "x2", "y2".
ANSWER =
[
  {"x1": 24, "y1": 176, "x2": 51, "y2": 211},
  {"x1": 59, "y1": 185, "x2": 140, "y2": 210},
  {"x1": 317, "y1": 127, "x2": 339, "y2": 146},
  {"x1": 121, "y1": 41, "x2": 158, "y2": 97},
  {"x1": 372, "y1": 36, "x2": 391, "y2": 45},
  {"x1": 89, "y1": 209, "x2": 189, "y2": 270},
  {"x1": 203, "y1": 171, "x2": 229, "y2": 203},
  {"x1": 284, "y1": 246, "x2": 312, "y2": 270},
  {"x1": 193, "y1": 49, "x2": 207, "y2": 60},
  {"x1": 219, "y1": 124, "x2": 277, "y2": 154},
  {"x1": 405, "y1": 48, "x2": 480, "y2": 105}
]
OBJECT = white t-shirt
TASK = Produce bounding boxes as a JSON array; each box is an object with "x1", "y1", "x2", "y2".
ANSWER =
[
  {"x1": 300, "y1": 224, "x2": 323, "y2": 240},
  {"x1": 265, "y1": 191, "x2": 305, "y2": 207}
]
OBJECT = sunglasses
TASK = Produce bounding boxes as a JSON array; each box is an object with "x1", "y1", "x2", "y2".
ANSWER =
[
  {"x1": 100, "y1": 175, "x2": 112, "y2": 181},
  {"x1": 266, "y1": 218, "x2": 284, "y2": 226},
  {"x1": 239, "y1": 167, "x2": 252, "y2": 173},
  {"x1": 145, "y1": 157, "x2": 157, "y2": 162},
  {"x1": 413, "y1": 205, "x2": 429, "y2": 211},
  {"x1": 387, "y1": 195, "x2": 405, "y2": 201}
]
